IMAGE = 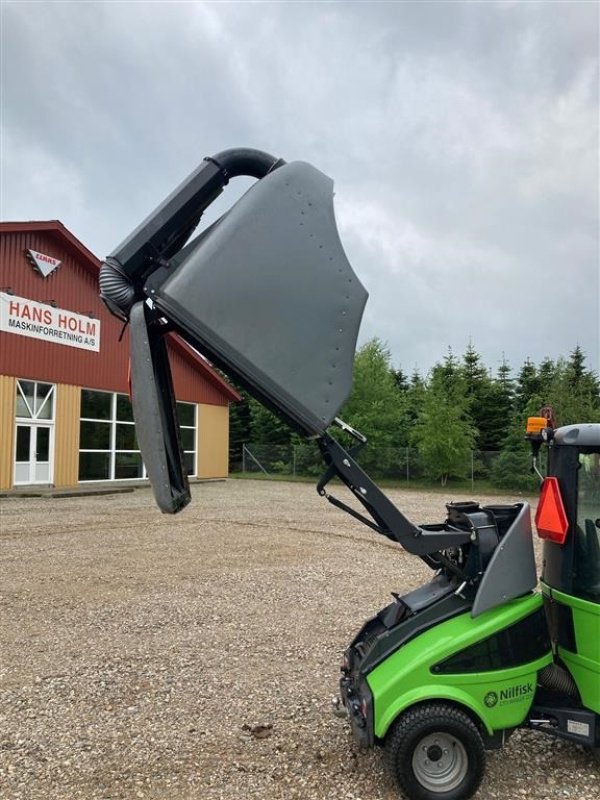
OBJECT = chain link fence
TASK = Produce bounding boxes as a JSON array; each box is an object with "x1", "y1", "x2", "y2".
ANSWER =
[{"x1": 230, "y1": 443, "x2": 544, "y2": 491}]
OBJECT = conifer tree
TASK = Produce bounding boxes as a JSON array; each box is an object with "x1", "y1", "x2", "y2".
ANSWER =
[
  {"x1": 490, "y1": 395, "x2": 541, "y2": 492},
  {"x1": 497, "y1": 356, "x2": 513, "y2": 395},
  {"x1": 392, "y1": 367, "x2": 410, "y2": 393},
  {"x1": 546, "y1": 347, "x2": 600, "y2": 424},
  {"x1": 411, "y1": 352, "x2": 476, "y2": 485},
  {"x1": 339, "y1": 338, "x2": 406, "y2": 448},
  {"x1": 537, "y1": 357, "x2": 557, "y2": 398},
  {"x1": 402, "y1": 369, "x2": 426, "y2": 453},
  {"x1": 514, "y1": 358, "x2": 541, "y2": 412},
  {"x1": 460, "y1": 342, "x2": 500, "y2": 451}
]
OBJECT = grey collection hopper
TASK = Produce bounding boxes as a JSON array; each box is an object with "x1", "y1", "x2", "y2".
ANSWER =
[
  {"x1": 100, "y1": 150, "x2": 367, "y2": 512},
  {"x1": 145, "y1": 161, "x2": 368, "y2": 436},
  {"x1": 101, "y1": 147, "x2": 506, "y2": 565}
]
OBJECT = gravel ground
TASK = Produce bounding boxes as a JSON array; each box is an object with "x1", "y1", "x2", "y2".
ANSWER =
[{"x1": 0, "y1": 479, "x2": 597, "y2": 800}]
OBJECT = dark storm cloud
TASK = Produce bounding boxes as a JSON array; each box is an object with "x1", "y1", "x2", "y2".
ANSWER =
[{"x1": 2, "y1": 0, "x2": 598, "y2": 377}]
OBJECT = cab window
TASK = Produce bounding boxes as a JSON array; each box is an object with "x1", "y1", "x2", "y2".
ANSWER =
[{"x1": 573, "y1": 453, "x2": 600, "y2": 603}]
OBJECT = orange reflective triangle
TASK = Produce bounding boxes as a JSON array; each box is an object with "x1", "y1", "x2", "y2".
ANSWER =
[{"x1": 535, "y1": 477, "x2": 569, "y2": 544}]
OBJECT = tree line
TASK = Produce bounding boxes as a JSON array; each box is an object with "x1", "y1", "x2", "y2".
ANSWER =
[{"x1": 229, "y1": 340, "x2": 600, "y2": 489}]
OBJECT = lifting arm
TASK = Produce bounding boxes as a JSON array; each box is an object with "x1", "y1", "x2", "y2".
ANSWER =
[{"x1": 317, "y1": 430, "x2": 471, "y2": 556}]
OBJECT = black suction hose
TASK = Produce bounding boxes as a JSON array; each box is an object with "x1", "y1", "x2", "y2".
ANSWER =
[
  {"x1": 538, "y1": 664, "x2": 579, "y2": 697},
  {"x1": 207, "y1": 148, "x2": 285, "y2": 180},
  {"x1": 99, "y1": 258, "x2": 137, "y2": 321}
]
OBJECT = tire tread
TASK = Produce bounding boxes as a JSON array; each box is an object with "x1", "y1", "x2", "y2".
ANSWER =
[{"x1": 385, "y1": 703, "x2": 486, "y2": 800}]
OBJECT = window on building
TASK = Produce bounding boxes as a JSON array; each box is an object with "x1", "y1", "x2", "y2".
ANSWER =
[
  {"x1": 16, "y1": 380, "x2": 55, "y2": 421},
  {"x1": 177, "y1": 401, "x2": 197, "y2": 478},
  {"x1": 79, "y1": 391, "x2": 197, "y2": 481},
  {"x1": 79, "y1": 390, "x2": 141, "y2": 481}
]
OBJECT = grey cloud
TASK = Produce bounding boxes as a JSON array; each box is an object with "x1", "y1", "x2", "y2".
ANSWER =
[{"x1": 2, "y1": 0, "x2": 598, "y2": 376}]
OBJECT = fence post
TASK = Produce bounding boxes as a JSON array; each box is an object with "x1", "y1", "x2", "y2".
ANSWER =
[
  {"x1": 244, "y1": 445, "x2": 270, "y2": 476},
  {"x1": 292, "y1": 445, "x2": 296, "y2": 478},
  {"x1": 471, "y1": 450, "x2": 474, "y2": 491},
  {"x1": 242, "y1": 444, "x2": 246, "y2": 474},
  {"x1": 406, "y1": 447, "x2": 410, "y2": 484}
]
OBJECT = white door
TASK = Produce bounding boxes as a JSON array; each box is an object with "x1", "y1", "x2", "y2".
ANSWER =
[
  {"x1": 14, "y1": 381, "x2": 55, "y2": 485},
  {"x1": 14, "y1": 424, "x2": 53, "y2": 484}
]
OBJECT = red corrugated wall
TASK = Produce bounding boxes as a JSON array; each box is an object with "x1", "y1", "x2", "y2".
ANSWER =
[{"x1": 0, "y1": 227, "x2": 228, "y2": 405}]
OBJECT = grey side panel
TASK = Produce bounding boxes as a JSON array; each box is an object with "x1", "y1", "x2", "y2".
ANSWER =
[
  {"x1": 129, "y1": 302, "x2": 190, "y2": 514},
  {"x1": 472, "y1": 503, "x2": 537, "y2": 617},
  {"x1": 149, "y1": 161, "x2": 368, "y2": 435},
  {"x1": 401, "y1": 574, "x2": 456, "y2": 613}
]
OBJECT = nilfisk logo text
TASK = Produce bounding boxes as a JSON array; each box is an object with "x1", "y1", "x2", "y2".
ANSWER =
[{"x1": 499, "y1": 683, "x2": 533, "y2": 703}]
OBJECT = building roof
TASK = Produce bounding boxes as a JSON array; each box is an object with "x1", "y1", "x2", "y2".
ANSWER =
[{"x1": 0, "y1": 220, "x2": 241, "y2": 402}]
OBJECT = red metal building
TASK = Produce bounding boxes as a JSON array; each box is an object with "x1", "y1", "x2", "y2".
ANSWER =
[{"x1": 0, "y1": 221, "x2": 240, "y2": 490}]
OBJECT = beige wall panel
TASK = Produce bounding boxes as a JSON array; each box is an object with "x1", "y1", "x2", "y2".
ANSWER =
[
  {"x1": 0, "y1": 375, "x2": 16, "y2": 490},
  {"x1": 197, "y1": 403, "x2": 229, "y2": 479},
  {"x1": 54, "y1": 384, "x2": 81, "y2": 488}
]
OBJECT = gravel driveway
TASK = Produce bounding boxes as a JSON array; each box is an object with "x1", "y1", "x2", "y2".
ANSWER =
[{"x1": 1, "y1": 479, "x2": 597, "y2": 800}]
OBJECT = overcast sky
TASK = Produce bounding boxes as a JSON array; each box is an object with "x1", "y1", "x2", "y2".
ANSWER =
[{"x1": 2, "y1": 0, "x2": 598, "y2": 378}]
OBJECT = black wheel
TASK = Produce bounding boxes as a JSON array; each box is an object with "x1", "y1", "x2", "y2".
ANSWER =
[{"x1": 385, "y1": 704, "x2": 486, "y2": 800}]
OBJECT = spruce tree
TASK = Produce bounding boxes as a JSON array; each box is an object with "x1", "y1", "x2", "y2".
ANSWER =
[
  {"x1": 514, "y1": 358, "x2": 541, "y2": 412},
  {"x1": 411, "y1": 353, "x2": 476, "y2": 486},
  {"x1": 537, "y1": 357, "x2": 557, "y2": 398},
  {"x1": 547, "y1": 347, "x2": 600, "y2": 424},
  {"x1": 460, "y1": 342, "x2": 500, "y2": 452},
  {"x1": 490, "y1": 397, "x2": 541, "y2": 492},
  {"x1": 489, "y1": 355, "x2": 515, "y2": 450},
  {"x1": 392, "y1": 367, "x2": 410, "y2": 393}
]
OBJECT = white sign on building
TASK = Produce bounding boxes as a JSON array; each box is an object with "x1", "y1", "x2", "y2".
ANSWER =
[
  {"x1": 26, "y1": 250, "x2": 62, "y2": 278},
  {"x1": 0, "y1": 292, "x2": 100, "y2": 352}
]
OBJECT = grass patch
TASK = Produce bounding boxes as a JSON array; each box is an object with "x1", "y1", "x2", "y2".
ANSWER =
[{"x1": 228, "y1": 471, "x2": 535, "y2": 497}]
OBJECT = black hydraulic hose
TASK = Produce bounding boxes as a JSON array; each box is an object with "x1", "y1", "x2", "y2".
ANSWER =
[{"x1": 207, "y1": 148, "x2": 285, "y2": 181}]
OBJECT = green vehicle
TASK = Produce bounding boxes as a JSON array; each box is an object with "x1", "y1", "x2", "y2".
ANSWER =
[
  {"x1": 99, "y1": 148, "x2": 599, "y2": 800},
  {"x1": 334, "y1": 420, "x2": 600, "y2": 800}
]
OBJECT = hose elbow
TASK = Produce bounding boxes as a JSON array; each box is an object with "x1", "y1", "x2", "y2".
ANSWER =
[
  {"x1": 99, "y1": 258, "x2": 136, "y2": 321},
  {"x1": 207, "y1": 148, "x2": 285, "y2": 181}
]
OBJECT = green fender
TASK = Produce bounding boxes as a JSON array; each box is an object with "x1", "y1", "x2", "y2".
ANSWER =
[
  {"x1": 367, "y1": 593, "x2": 553, "y2": 740},
  {"x1": 542, "y1": 584, "x2": 600, "y2": 714},
  {"x1": 375, "y1": 683, "x2": 497, "y2": 738}
]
